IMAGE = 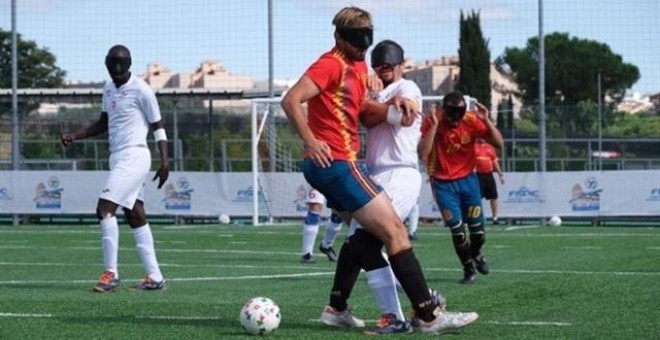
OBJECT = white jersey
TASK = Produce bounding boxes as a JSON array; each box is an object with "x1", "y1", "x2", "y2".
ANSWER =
[
  {"x1": 365, "y1": 78, "x2": 422, "y2": 174},
  {"x1": 102, "y1": 74, "x2": 162, "y2": 153}
]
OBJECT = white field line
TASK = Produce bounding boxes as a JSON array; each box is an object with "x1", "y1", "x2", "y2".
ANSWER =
[
  {"x1": 484, "y1": 321, "x2": 572, "y2": 326},
  {"x1": 0, "y1": 265, "x2": 658, "y2": 286},
  {"x1": 560, "y1": 246, "x2": 603, "y2": 250},
  {"x1": 0, "y1": 313, "x2": 572, "y2": 327},
  {"x1": 505, "y1": 225, "x2": 543, "y2": 231},
  {"x1": 0, "y1": 312, "x2": 53, "y2": 318},
  {"x1": 306, "y1": 318, "x2": 572, "y2": 327},
  {"x1": 0, "y1": 271, "x2": 334, "y2": 285},
  {"x1": 0, "y1": 245, "x2": 301, "y2": 256},
  {"x1": 135, "y1": 315, "x2": 222, "y2": 321},
  {"x1": 1, "y1": 227, "x2": 660, "y2": 238}
]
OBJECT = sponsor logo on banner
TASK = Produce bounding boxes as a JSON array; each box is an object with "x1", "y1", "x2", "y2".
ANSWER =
[
  {"x1": 163, "y1": 177, "x2": 194, "y2": 210},
  {"x1": 34, "y1": 176, "x2": 63, "y2": 209},
  {"x1": 503, "y1": 186, "x2": 544, "y2": 203},
  {"x1": 570, "y1": 176, "x2": 602, "y2": 211},
  {"x1": 233, "y1": 186, "x2": 267, "y2": 203},
  {"x1": 293, "y1": 184, "x2": 309, "y2": 212},
  {"x1": 0, "y1": 187, "x2": 11, "y2": 200},
  {"x1": 646, "y1": 187, "x2": 660, "y2": 201},
  {"x1": 427, "y1": 200, "x2": 440, "y2": 212}
]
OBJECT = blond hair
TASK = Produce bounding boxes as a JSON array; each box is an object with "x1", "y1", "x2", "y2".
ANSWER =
[{"x1": 332, "y1": 6, "x2": 372, "y2": 29}]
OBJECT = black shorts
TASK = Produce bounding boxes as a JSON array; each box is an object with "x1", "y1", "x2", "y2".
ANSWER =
[{"x1": 477, "y1": 172, "x2": 498, "y2": 200}]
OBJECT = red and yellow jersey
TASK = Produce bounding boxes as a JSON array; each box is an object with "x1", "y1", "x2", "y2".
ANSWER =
[
  {"x1": 474, "y1": 142, "x2": 497, "y2": 173},
  {"x1": 304, "y1": 47, "x2": 368, "y2": 161},
  {"x1": 421, "y1": 111, "x2": 488, "y2": 180}
]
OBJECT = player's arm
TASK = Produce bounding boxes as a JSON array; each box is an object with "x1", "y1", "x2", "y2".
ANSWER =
[
  {"x1": 475, "y1": 102, "x2": 503, "y2": 149},
  {"x1": 150, "y1": 120, "x2": 170, "y2": 189},
  {"x1": 281, "y1": 75, "x2": 332, "y2": 167},
  {"x1": 360, "y1": 96, "x2": 418, "y2": 128},
  {"x1": 493, "y1": 155, "x2": 505, "y2": 184},
  {"x1": 417, "y1": 105, "x2": 439, "y2": 161},
  {"x1": 60, "y1": 112, "x2": 108, "y2": 146}
]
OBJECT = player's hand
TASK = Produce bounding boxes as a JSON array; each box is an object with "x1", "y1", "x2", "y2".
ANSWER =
[
  {"x1": 366, "y1": 74, "x2": 383, "y2": 97},
  {"x1": 305, "y1": 138, "x2": 333, "y2": 168},
  {"x1": 152, "y1": 164, "x2": 170, "y2": 189},
  {"x1": 475, "y1": 102, "x2": 491, "y2": 121},
  {"x1": 61, "y1": 134, "x2": 75, "y2": 147},
  {"x1": 429, "y1": 104, "x2": 440, "y2": 127},
  {"x1": 499, "y1": 174, "x2": 505, "y2": 185}
]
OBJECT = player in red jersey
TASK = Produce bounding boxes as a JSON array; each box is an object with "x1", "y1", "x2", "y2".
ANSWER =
[
  {"x1": 418, "y1": 91, "x2": 503, "y2": 284},
  {"x1": 474, "y1": 138, "x2": 505, "y2": 225},
  {"x1": 281, "y1": 7, "x2": 477, "y2": 334}
]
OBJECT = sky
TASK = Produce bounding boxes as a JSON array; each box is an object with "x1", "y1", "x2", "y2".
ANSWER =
[{"x1": 1, "y1": 0, "x2": 658, "y2": 94}]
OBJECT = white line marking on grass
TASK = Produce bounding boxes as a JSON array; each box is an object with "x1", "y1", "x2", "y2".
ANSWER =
[
  {"x1": 505, "y1": 225, "x2": 542, "y2": 231},
  {"x1": 136, "y1": 315, "x2": 222, "y2": 321},
  {"x1": 0, "y1": 261, "x2": 323, "y2": 271},
  {"x1": 0, "y1": 245, "x2": 301, "y2": 256},
  {"x1": 560, "y1": 246, "x2": 602, "y2": 250},
  {"x1": 0, "y1": 312, "x2": 53, "y2": 318},
  {"x1": 648, "y1": 247, "x2": 660, "y2": 250},
  {"x1": 485, "y1": 321, "x2": 572, "y2": 326},
  {"x1": 171, "y1": 271, "x2": 334, "y2": 282}
]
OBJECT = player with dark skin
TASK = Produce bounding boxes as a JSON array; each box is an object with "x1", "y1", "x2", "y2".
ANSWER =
[
  {"x1": 61, "y1": 44, "x2": 169, "y2": 292},
  {"x1": 61, "y1": 45, "x2": 169, "y2": 227}
]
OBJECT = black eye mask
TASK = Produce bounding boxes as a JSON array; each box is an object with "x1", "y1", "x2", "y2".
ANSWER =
[
  {"x1": 105, "y1": 56, "x2": 131, "y2": 77},
  {"x1": 444, "y1": 104, "x2": 466, "y2": 123},
  {"x1": 371, "y1": 44, "x2": 403, "y2": 68},
  {"x1": 338, "y1": 27, "x2": 373, "y2": 50}
]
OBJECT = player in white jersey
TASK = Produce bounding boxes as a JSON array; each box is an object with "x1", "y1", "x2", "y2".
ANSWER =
[
  {"x1": 300, "y1": 188, "x2": 343, "y2": 263},
  {"x1": 61, "y1": 45, "x2": 169, "y2": 293},
  {"x1": 320, "y1": 40, "x2": 478, "y2": 335}
]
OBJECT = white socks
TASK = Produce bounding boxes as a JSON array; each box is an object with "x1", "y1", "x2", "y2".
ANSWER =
[
  {"x1": 100, "y1": 216, "x2": 119, "y2": 277},
  {"x1": 366, "y1": 266, "x2": 405, "y2": 321},
  {"x1": 133, "y1": 224, "x2": 164, "y2": 282},
  {"x1": 321, "y1": 220, "x2": 342, "y2": 248},
  {"x1": 301, "y1": 224, "x2": 319, "y2": 255}
]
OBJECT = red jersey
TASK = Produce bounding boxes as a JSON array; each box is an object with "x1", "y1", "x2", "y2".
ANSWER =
[
  {"x1": 474, "y1": 142, "x2": 497, "y2": 173},
  {"x1": 304, "y1": 47, "x2": 368, "y2": 161},
  {"x1": 421, "y1": 111, "x2": 488, "y2": 180}
]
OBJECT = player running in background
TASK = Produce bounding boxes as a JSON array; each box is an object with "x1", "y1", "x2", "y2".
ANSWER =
[
  {"x1": 282, "y1": 9, "x2": 478, "y2": 332},
  {"x1": 300, "y1": 188, "x2": 343, "y2": 263},
  {"x1": 61, "y1": 45, "x2": 168, "y2": 292},
  {"x1": 474, "y1": 138, "x2": 505, "y2": 225},
  {"x1": 418, "y1": 92, "x2": 504, "y2": 284}
]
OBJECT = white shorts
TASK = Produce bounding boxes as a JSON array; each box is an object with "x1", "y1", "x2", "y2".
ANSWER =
[
  {"x1": 348, "y1": 167, "x2": 422, "y2": 236},
  {"x1": 100, "y1": 146, "x2": 151, "y2": 209},
  {"x1": 305, "y1": 188, "x2": 326, "y2": 205}
]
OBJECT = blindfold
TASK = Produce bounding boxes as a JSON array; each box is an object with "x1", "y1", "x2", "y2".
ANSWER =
[
  {"x1": 371, "y1": 44, "x2": 404, "y2": 68},
  {"x1": 338, "y1": 27, "x2": 373, "y2": 50},
  {"x1": 105, "y1": 56, "x2": 131, "y2": 76}
]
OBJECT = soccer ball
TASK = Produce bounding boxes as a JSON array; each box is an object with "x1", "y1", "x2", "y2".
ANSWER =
[
  {"x1": 218, "y1": 214, "x2": 231, "y2": 224},
  {"x1": 548, "y1": 215, "x2": 562, "y2": 227},
  {"x1": 239, "y1": 297, "x2": 281, "y2": 335}
]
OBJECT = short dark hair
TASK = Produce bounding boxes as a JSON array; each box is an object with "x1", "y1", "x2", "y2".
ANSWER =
[{"x1": 442, "y1": 91, "x2": 466, "y2": 108}]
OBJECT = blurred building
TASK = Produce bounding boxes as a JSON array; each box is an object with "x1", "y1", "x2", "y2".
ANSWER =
[
  {"x1": 141, "y1": 60, "x2": 254, "y2": 90},
  {"x1": 403, "y1": 55, "x2": 522, "y2": 118}
]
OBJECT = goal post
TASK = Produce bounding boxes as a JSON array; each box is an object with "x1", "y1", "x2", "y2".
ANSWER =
[{"x1": 251, "y1": 98, "x2": 306, "y2": 226}]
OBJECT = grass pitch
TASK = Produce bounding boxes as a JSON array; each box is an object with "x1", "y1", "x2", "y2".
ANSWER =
[{"x1": 0, "y1": 222, "x2": 658, "y2": 339}]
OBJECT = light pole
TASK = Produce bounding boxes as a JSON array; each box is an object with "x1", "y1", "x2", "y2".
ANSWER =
[{"x1": 597, "y1": 70, "x2": 602, "y2": 171}]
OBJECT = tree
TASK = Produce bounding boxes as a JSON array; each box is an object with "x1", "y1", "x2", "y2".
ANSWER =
[
  {"x1": 457, "y1": 10, "x2": 492, "y2": 109},
  {"x1": 495, "y1": 32, "x2": 639, "y2": 105},
  {"x1": 0, "y1": 27, "x2": 66, "y2": 115}
]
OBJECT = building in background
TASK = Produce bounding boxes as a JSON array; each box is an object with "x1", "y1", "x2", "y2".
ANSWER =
[{"x1": 403, "y1": 55, "x2": 522, "y2": 119}]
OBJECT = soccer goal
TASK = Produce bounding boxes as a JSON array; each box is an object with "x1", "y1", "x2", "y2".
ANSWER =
[{"x1": 250, "y1": 98, "x2": 307, "y2": 226}]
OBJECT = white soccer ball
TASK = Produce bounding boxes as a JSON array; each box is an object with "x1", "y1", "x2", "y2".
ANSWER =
[
  {"x1": 548, "y1": 215, "x2": 562, "y2": 227},
  {"x1": 239, "y1": 297, "x2": 281, "y2": 335},
  {"x1": 218, "y1": 214, "x2": 231, "y2": 225}
]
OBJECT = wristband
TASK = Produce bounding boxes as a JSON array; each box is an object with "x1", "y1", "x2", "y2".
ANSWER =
[
  {"x1": 386, "y1": 105, "x2": 403, "y2": 126},
  {"x1": 153, "y1": 128, "x2": 168, "y2": 142}
]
